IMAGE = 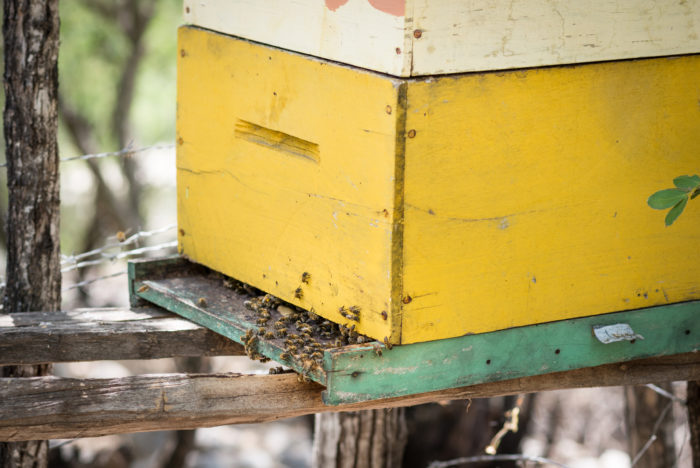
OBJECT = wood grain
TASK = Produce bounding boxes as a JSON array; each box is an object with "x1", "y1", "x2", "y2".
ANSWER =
[
  {"x1": 401, "y1": 54, "x2": 700, "y2": 343},
  {"x1": 0, "y1": 307, "x2": 244, "y2": 365},
  {"x1": 177, "y1": 26, "x2": 400, "y2": 342},
  {"x1": 183, "y1": 0, "x2": 700, "y2": 76},
  {"x1": 1, "y1": 353, "x2": 698, "y2": 441}
]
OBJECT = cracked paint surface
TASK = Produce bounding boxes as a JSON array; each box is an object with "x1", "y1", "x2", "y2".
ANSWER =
[{"x1": 325, "y1": 0, "x2": 405, "y2": 17}]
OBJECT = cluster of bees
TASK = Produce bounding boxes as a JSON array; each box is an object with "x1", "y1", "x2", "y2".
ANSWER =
[{"x1": 221, "y1": 274, "x2": 375, "y2": 382}]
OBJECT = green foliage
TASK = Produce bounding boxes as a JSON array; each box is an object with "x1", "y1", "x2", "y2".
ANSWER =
[
  {"x1": 59, "y1": 0, "x2": 180, "y2": 150},
  {"x1": 648, "y1": 174, "x2": 700, "y2": 226}
]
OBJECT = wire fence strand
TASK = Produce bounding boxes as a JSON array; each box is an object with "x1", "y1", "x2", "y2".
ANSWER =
[
  {"x1": 0, "y1": 142, "x2": 175, "y2": 168},
  {"x1": 62, "y1": 271, "x2": 127, "y2": 291},
  {"x1": 61, "y1": 224, "x2": 176, "y2": 265}
]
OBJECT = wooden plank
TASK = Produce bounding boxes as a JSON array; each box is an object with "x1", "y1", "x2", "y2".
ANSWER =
[
  {"x1": 183, "y1": 0, "x2": 409, "y2": 77},
  {"x1": 324, "y1": 301, "x2": 700, "y2": 404},
  {"x1": 183, "y1": 0, "x2": 700, "y2": 76},
  {"x1": 401, "y1": 54, "x2": 700, "y2": 343},
  {"x1": 131, "y1": 257, "x2": 698, "y2": 405},
  {"x1": 177, "y1": 26, "x2": 400, "y2": 343},
  {"x1": 1, "y1": 353, "x2": 698, "y2": 441},
  {"x1": 0, "y1": 306, "x2": 244, "y2": 365},
  {"x1": 410, "y1": 0, "x2": 700, "y2": 75}
]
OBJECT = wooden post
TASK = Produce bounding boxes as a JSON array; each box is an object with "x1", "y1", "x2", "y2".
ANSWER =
[
  {"x1": 1, "y1": 1, "x2": 61, "y2": 467},
  {"x1": 312, "y1": 409, "x2": 408, "y2": 468},
  {"x1": 688, "y1": 381, "x2": 700, "y2": 468}
]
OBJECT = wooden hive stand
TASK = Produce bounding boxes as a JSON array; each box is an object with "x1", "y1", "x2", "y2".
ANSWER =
[{"x1": 3, "y1": 0, "x2": 700, "y2": 442}]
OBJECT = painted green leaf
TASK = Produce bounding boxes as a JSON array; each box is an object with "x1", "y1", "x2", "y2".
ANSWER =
[
  {"x1": 673, "y1": 175, "x2": 700, "y2": 192},
  {"x1": 665, "y1": 197, "x2": 688, "y2": 226},
  {"x1": 691, "y1": 189, "x2": 700, "y2": 200},
  {"x1": 648, "y1": 189, "x2": 688, "y2": 209}
]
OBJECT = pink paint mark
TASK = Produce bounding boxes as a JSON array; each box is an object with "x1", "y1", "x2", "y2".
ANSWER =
[
  {"x1": 368, "y1": 0, "x2": 404, "y2": 16},
  {"x1": 325, "y1": 0, "x2": 350, "y2": 12},
  {"x1": 325, "y1": 0, "x2": 405, "y2": 16}
]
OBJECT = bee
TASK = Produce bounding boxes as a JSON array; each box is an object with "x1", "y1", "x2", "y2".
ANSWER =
[
  {"x1": 308, "y1": 308, "x2": 319, "y2": 320},
  {"x1": 301, "y1": 272, "x2": 311, "y2": 284},
  {"x1": 334, "y1": 338, "x2": 344, "y2": 348},
  {"x1": 294, "y1": 287, "x2": 304, "y2": 299},
  {"x1": 287, "y1": 344, "x2": 298, "y2": 353},
  {"x1": 137, "y1": 284, "x2": 149, "y2": 293},
  {"x1": 243, "y1": 328, "x2": 254, "y2": 342},
  {"x1": 373, "y1": 343, "x2": 383, "y2": 356},
  {"x1": 197, "y1": 297, "x2": 208, "y2": 308},
  {"x1": 383, "y1": 336, "x2": 393, "y2": 350},
  {"x1": 256, "y1": 317, "x2": 269, "y2": 326},
  {"x1": 274, "y1": 320, "x2": 286, "y2": 329},
  {"x1": 381, "y1": 310, "x2": 388, "y2": 320},
  {"x1": 288, "y1": 333, "x2": 300, "y2": 340},
  {"x1": 301, "y1": 359, "x2": 315, "y2": 371},
  {"x1": 264, "y1": 331, "x2": 276, "y2": 340},
  {"x1": 311, "y1": 351, "x2": 323, "y2": 360},
  {"x1": 257, "y1": 327, "x2": 266, "y2": 336},
  {"x1": 259, "y1": 357, "x2": 271, "y2": 363},
  {"x1": 275, "y1": 328, "x2": 287, "y2": 338},
  {"x1": 259, "y1": 309, "x2": 271, "y2": 319},
  {"x1": 297, "y1": 374, "x2": 311, "y2": 383},
  {"x1": 280, "y1": 352, "x2": 291, "y2": 360},
  {"x1": 356, "y1": 335, "x2": 368, "y2": 344}
]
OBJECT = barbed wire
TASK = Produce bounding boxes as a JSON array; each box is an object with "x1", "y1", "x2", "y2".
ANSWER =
[
  {"x1": 630, "y1": 400, "x2": 674, "y2": 466},
  {"x1": 62, "y1": 271, "x2": 127, "y2": 291},
  {"x1": 645, "y1": 383, "x2": 686, "y2": 405},
  {"x1": 0, "y1": 142, "x2": 175, "y2": 168},
  {"x1": 61, "y1": 224, "x2": 176, "y2": 266},
  {"x1": 61, "y1": 241, "x2": 177, "y2": 273}
]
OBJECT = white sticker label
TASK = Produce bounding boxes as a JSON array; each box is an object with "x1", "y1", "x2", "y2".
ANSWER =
[{"x1": 593, "y1": 323, "x2": 644, "y2": 344}]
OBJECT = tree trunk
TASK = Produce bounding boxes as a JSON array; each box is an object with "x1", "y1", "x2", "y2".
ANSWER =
[
  {"x1": 624, "y1": 384, "x2": 676, "y2": 468},
  {"x1": 312, "y1": 409, "x2": 408, "y2": 468},
  {"x1": 688, "y1": 381, "x2": 700, "y2": 468},
  {"x1": 1, "y1": 1, "x2": 61, "y2": 467}
]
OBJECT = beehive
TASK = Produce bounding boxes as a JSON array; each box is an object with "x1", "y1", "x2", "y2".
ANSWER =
[{"x1": 177, "y1": 10, "x2": 700, "y2": 345}]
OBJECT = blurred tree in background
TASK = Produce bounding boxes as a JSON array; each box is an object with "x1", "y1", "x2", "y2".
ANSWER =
[{"x1": 1, "y1": 0, "x2": 180, "y2": 307}]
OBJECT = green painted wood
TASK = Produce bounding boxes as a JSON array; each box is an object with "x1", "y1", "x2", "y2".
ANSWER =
[
  {"x1": 129, "y1": 259, "x2": 328, "y2": 384},
  {"x1": 130, "y1": 257, "x2": 699, "y2": 407},
  {"x1": 323, "y1": 301, "x2": 700, "y2": 404}
]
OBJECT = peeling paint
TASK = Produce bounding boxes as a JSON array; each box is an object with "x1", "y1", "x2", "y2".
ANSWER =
[{"x1": 325, "y1": 0, "x2": 405, "y2": 16}]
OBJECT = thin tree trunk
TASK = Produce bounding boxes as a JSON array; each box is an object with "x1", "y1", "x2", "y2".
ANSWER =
[
  {"x1": 624, "y1": 384, "x2": 676, "y2": 468},
  {"x1": 1, "y1": 1, "x2": 61, "y2": 467},
  {"x1": 313, "y1": 409, "x2": 408, "y2": 468},
  {"x1": 688, "y1": 381, "x2": 700, "y2": 468}
]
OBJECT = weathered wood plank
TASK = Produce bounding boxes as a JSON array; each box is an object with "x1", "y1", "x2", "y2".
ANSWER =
[
  {"x1": 184, "y1": 0, "x2": 700, "y2": 76},
  {"x1": 1, "y1": 353, "x2": 698, "y2": 441},
  {"x1": 0, "y1": 306, "x2": 244, "y2": 365}
]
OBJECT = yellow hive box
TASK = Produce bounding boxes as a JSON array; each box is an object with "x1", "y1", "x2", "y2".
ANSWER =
[{"x1": 177, "y1": 26, "x2": 700, "y2": 345}]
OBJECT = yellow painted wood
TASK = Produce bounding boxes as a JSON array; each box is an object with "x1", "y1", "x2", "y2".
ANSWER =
[
  {"x1": 178, "y1": 26, "x2": 700, "y2": 344},
  {"x1": 400, "y1": 55, "x2": 700, "y2": 343},
  {"x1": 177, "y1": 27, "x2": 401, "y2": 343}
]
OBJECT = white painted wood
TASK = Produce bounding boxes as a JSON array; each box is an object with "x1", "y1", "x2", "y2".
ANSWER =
[
  {"x1": 184, "y1": 0, "x2": 700, "y2": 76},
  {"x1": 183, "y1": 0, "x2": 410, "y2": 76},
  {"x1": 410, "y1": 0, "x2": 700, "y2": 75}
]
